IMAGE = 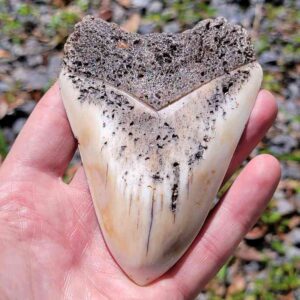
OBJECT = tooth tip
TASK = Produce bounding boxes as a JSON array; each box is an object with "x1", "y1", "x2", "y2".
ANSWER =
[{"x1": 123, "y1": 268, "x2": 161, "y2": 286}]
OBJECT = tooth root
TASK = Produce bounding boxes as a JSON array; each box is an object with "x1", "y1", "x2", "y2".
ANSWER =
[{"x1": 59, "y1": 16, "x2": 263, "y2": 285}]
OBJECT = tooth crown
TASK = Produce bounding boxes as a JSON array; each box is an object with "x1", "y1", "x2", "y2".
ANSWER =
[{"x1": 60, "y1": 16, "x2": 262, "y2": 285}]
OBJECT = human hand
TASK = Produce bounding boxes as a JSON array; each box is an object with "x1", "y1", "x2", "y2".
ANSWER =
[{"x1": 0, "y1": 83, "x2": 280, "y2": 299}]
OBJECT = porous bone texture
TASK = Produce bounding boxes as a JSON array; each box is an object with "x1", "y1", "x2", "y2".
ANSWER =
[{"x1": 63, "y1": 16, "x2": 256, "y2": 110}]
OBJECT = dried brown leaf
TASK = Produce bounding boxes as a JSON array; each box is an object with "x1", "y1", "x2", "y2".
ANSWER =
[
  {"x1": 278, "y1": 293, "x2": 294, "y2": 300},
  {"x1": 0, "y1": 49, "x2": 11, "y2": 59},
  {"x1": 245, "y1": 225, "x2": 268, "y2": 240},
  {"x1": 227, "y1": 274, "x2": 246, "y2": 295},
  {"x1": 121, "y1": 13, "x2": 141, "y2": 33},
  {"x1": 30, "y1": 91, "x2": 43, "y2": 103},
  {"x1": 235, "y1": 242, "x2": 265, "y2": 261},
  {"x1": 52, "y1": 0, "x2": 71, "y2": 7},
  {"x1": 117, "y1": 0, "x2": 131, "y2": 8},
  {"x1": 288, "y1": 216, "x2": 300, "y2": 229},
  {"x1": 99, "y1": 0, "x2": 112, "y2": 21}
]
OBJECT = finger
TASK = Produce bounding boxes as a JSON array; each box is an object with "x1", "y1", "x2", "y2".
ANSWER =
[
  {"x1": 170, "y1": 154, "x2": 280, "y2": 299},
  {"x1": 225, "y1": 90, "x2": 277, "y2": 181},
  {"x1": 1, "y1": 83, "x2": 77, "y2": 179}
]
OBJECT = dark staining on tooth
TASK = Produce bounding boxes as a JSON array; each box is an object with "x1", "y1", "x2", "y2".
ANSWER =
[
  {"x1": 188, "y1": 143, "x2": 208, "y2": 167},
  {"x1": 222, "y1": 81, "x2": 234, "y2": 95},
  {"x1": 152, "y1": 172, "x2": 162, "y2": 182},
  {"x1": 138, "y1": 175, "x2": 144, "y2": 187},
  {"x1": 146, "y1": 191, "x2": 155, "y2": 255},
  {"x1": 203, "y1": 135, "x2": 210, "y2": 143},
  {"x1": 63, "y1": 15, "x2": 255, "y2": 193},
  {"x1": 119, "y1": 145, "x2": 127, "y2": 158},
  {"x1": 170, "y1": 162, "x2": 180, "y2": 216},
  {"x1": 171, "y1": 184, "x2": 179, "y2": 211},
  {"x1": 121, "y1": 171, "x2": 128, "y2": 186},
  {"x1": 100, "y1": 141, "x2": 108, "y2": 152}
]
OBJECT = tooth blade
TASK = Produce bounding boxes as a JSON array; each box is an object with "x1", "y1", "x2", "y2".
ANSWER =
[{"x1": 59, "y1": 16, "x2": 263, "y2": 285}]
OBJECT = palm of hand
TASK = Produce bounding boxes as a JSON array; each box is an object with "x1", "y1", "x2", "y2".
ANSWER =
[{"x1": 0, "y1": 85, "x2": 280, "y2": 300}]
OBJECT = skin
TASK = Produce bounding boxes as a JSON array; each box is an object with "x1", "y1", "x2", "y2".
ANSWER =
[{"x1": 0, "y1": 84, "x2": 280, "y2": 300}]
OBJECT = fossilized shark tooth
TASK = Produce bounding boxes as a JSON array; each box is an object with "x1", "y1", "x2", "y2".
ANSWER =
[{"x1": 59, "y1": 16, "x2": 262, "y2": 285}]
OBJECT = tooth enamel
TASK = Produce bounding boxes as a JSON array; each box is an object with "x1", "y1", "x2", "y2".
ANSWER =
[{"x1": 59, "y1": 16, "x2": 262, "y2": 285}]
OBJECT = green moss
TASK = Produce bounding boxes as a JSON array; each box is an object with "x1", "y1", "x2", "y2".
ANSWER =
[
  {"x1": 259, "y1": 149, "x2": 300, "y2": 162},
  {"x1": 0, "y1": 3, "x2": 38, "y2": 43},
  {"x1": 145, "y1": 0, "x2": 216, "y2": 30},
  {"x1": 283, "y1": 43, "x2": 300, "y2": 56},
  {"x1": 0, "y1": 13, "x2": 22, "y2": 43},
  {"x1": 268, "y1": 261, "x2": 300, "y2": 292},
  {"x1": 255, "y1": 35, "x2": 270, "y2": 54},
  {"x1": 270, "y1": 239, "x2": 285, "y2": 255},
  {"x1": 48, "y1": 10, "x2": 81, "y2": 38},
  {"x1": 0, "y1": 130, "x2": 8, "y2": 159},
  {"x1": 50, "y1": 11, "x2": 80, "y2": 31},
  {"x1": 262, "y1": 73, "x2": 282, "y2": 94},
  {"x1": 265, "y1": 4, "x2": 285, "y2": 21},
  {"x1": 228, "y1": 293, "x2": 248, "y2": 300},
  {"x1": 217, "y1": 264, "x2": 228, "y2": 282},
  {"x1": 278, "y1": 218, "x2": 291, "y2": 233},
  {"x1": 17, "y1": 3, "x2": 37, "y2": 17},
  {"x1": 261, "y1": 210, "x2": 282, "y2": 224},
  {"x1": 74, "y1": 0, "x2": 89, "y2": 12}
]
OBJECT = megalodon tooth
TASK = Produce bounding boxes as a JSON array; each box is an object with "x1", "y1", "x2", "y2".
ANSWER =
[{"x1": 59, "y1": 16, "x2": 262, "y2": 285}]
